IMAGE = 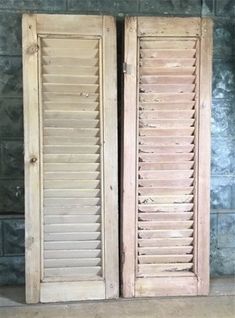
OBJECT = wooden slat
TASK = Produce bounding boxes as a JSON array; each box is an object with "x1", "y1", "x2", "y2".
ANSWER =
[
  {"x1": 140, "y1": 58, "x2": 195, "y2": 67},
  {"x1": 42, "y1": 47, "x2": 99, "y2": 58},
  {"x1": 44, "y1": 180, "x2": 100, "y2": 189},
  {"x1": 140, "y1": 75, "x2": 195, "y2": 84},
  {"x1": 139, "y1": 110, "x2": 194, "y2": 119},
  {"x1": 139, "y1": 136, "x2": 194, "y2": 146},
  {"x1": 140, "y1": 49, "x2": 196, "y2": 59},
  {"x1": 42, "y1": 38, "x2": 99, "y2": 49},
  {"x1": 44, "y1": 258, "x2": 101, "y2": 268},
  {"x1": 44, "y1": 163, "x2": 100, "y2": 172},
  {"x1": 44, "y1": 154, "x2": 100, "y2": 163},
  {"x1": 138, "y1": 212, "x2": 193, "y2": 221},
  {"x1": 44, "y1": 189, "x2": 100, "y2": 198},
  {"x1": 138, "y1": 255, "x2": 193, "y2": 264},
  {"x1": 139, "y1": 162, "x2": 194, "y2": 170},
  {"x1": 44, "y1": 215, "x2": 101, "y2": 224},
  {"x1": 138, "y1": 238, "x2": 193, "y2": 247},
  {"x1": 139, "y1": 170, "x2": 194, "y2": 179},
  {"x1": 138, "y1": 221, "x2": 193, "y2": 230},
  {"x1": 139, "y1": 102, "x2": 195, "y2": 111},
  {"x1": 44, "y1": 171, "x2": 100, "y2": 180},
  {"x1": 44, "y1": 223, "x2": 101, "y2": 233},
  {"x1": 139, "y1": 119, "x2": 195, "y2": 128},
  {"x1": 139, "y1": 179, "x2": 194, "y2": 187},
  {"x1": 43, "y1": 65, "x2": 99, "y2": 76},
  {"x1": 138, "y1": 187, "x2": 193, "y2": 196},
  {"x1": 139, "y1": 230, "x2": 193, "y2": 239},
  {"x1": 44, "y1": 241, "x2": 101, "y2": 250},
  {"x1": 138, "y1": 203, "x2": 193, "y2": 212},
  {"x1": 140, "y1": 67, "x2": 195, "y2": 76},
  {"x1": 44, "y1": 206, "x2": 101, "y2": 215},
  {"x1": 138, "y1": 246, "x2": 193, "y2": 255},
  {"x1": 44, "y1": 249, "x2": 101, "y2": 259},
  {"x1": 43, "y1": 75, "x2": 99, "y2": 85},
  {"x1": 140, "y1": 40, "x2": 196, "y2": 49},
  {"x1": 44, "y1": 232, "x2": 101, "y2": 241},
  {"x1": 44, "y1": 102, "x2": 99, "y2": 111}
]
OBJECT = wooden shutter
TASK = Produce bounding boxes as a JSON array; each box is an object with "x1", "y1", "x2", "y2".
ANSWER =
[
  {"x1": 23, "y1": 14, "x2": 118, "y2": 303},
  {"x1": 122, "y1": 17, "x2": 212, "y2": 297}
]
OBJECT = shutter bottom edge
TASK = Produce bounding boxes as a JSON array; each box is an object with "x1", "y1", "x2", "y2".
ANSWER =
[
  {"x1": 135, "y1": 276, "x2": 198, "y2": 297},
  {"x1": 40, "y1": 280, "x2": 105, "y2": 302}
]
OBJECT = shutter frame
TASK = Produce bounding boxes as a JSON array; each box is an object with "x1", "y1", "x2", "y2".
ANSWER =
[
  {"x1": 23, "y1": 14, "x2": 118, "y2": 303},
  {"x1": 122, "y1": 17, "x2": 213, "y2": 297}
]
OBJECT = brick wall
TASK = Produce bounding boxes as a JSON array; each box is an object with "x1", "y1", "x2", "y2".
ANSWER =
[{"x1": 0, "y1": 0, "x2": 234, "y2": 284}]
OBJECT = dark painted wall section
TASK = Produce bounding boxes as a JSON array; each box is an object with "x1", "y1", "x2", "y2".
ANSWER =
[{"x1": 0, "y1": 0, "x2": 234, "y2": 284}]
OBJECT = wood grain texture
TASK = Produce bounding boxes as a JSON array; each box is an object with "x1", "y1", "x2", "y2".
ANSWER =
[
  {"x1": 23, "y1": 14, "x2": 118, "y2": 303},
  {"x1": 22, "y1": 14, "x2": 41, "y2": 304},
  {"x1": 121, "y1": 17, "x2": 138, "y2": 298},
  {"x1": 122, "y1": 17, "x2": 212, "y2": 298},
  {"x1": 197, "y1": 18, "x2": 213, "y2": 296},
  {"x1": 102, "y1": 16, "x2": 119, "y2": 299}
]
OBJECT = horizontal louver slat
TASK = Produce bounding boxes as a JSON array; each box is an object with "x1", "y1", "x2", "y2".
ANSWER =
[
  {"x1": 137, "y1": 38, "x2": 197, "y2": 277},
  {"x1": 42, "y1": 37, "x2": 103, "y2": 280}
]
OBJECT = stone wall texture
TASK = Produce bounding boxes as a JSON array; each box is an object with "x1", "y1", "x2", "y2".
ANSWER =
[{"x1": 0, "y1": 0, "x2": 234, "y2": 284}]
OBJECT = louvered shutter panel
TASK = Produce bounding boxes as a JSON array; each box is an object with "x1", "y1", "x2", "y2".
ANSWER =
[
  {"x1": 122, "y1": 17, "x2": 212, "y2": 297},
  {"x1": 23, "y1": 14, "x2": 118, "y2": 303}
]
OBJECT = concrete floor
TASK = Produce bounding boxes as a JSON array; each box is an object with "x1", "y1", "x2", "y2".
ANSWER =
[{"x1": 0, "y1": 278, "x2": 234, "y2": 318}]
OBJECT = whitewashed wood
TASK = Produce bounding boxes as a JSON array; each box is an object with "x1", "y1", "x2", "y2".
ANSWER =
[
  {"x1": 40, "y1": 281, "x2": 105, "y2": 302},
  {"x1": 122, "y1": 17, "x2": 212, "y2": 298},
  {"x1": 102, "y1": 16, "x2": 119, "y2": 299},
  {"x1": 122, "y1": 17, "x2": 138, "y2": 298},
  {"x1": 197, "y1": 18, "x2": 213, "y2": 295}
]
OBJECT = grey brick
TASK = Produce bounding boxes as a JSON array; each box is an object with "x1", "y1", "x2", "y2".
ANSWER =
[
  {"x1": 0, "y1": 57, "x2": 22, "y2": 97},
  {"x1": 218, "y1": 213, "x2": 235, "y2": 248},
  {"x1": 0, "y1": 256, "x2": 24, "y2": 285},
  {"x1": 68, "y1": 0, "x2": 115, "y2": 12},
  {"x1": 3, "y1": 218, "x2": 24, "y2": 255},
  {"x1": 139, "y1": 0, "x2": 201, "y2": 15},
  {"x1": 0, "y1": 98, "x2": 23, "y2": 138},
  {"x1": 210, "y1": 213, "x2": 218, "y2": 252},
  {"x1": 216, "y1": 0, "x2": 235, "y2": 16},
  {"x1": 210, "y1": 247, "x2": 235, "y2": 277},
  {"x1": 211, "y1": 176, "x2": 235, "y2": 210},
  {"x1": 0, "y1": 0, "x2": 66, "y2": 11},
  {"x1": 0, "y1": 180, "x2": 24, "y2": 214},
  {"x1": 1, "y1": 140, "x2": 24, "y2": 179},
  {"x1": 202, "y1": 0, "x2": 214, "y2": 16},
  {"x1": 213, "y1": 19, "x2": 235, "y2": 58},
  {"x1": 0, "y1": 13, "x2": 21, "y2": 56},
  {"x1": 0, "y1": 221, "x2": 3, "y2": 256},
  {"x1": 213, "y1": 60, "x2": 235, "y2": 100},
  {"x1": 211, "y1": 137, "x2": 233, "y2": 175},
  {"x1": 211, "y1": 99, "x2": 235, "y2": 137},
  {"x1": 115, "y1": 0, "x2": 139, "y2": 14}
]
